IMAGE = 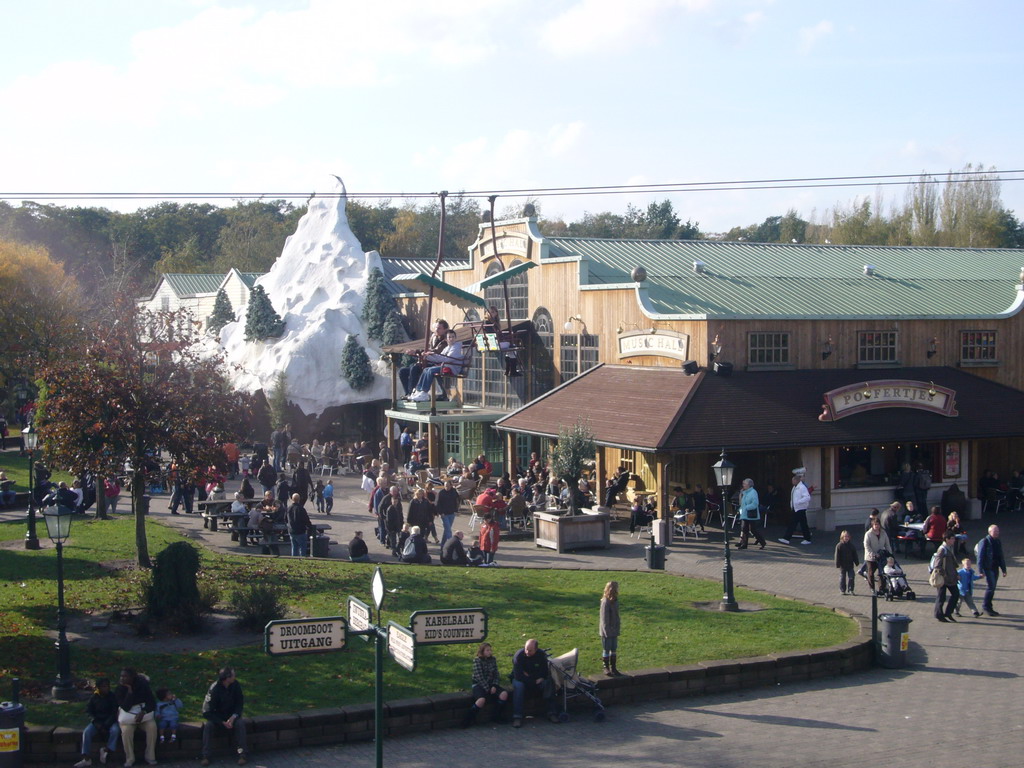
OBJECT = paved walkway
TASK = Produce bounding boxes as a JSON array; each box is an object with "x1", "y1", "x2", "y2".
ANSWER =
[{"x1": 4, "y1": 467, "x2": 1020, "y2": 767}]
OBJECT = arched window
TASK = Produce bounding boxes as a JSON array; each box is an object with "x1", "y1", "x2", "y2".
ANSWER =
[
  {"x1": 532, "y1": 307, "x2": 556, "y2": 395},
  {"x1": 484, "y1": 260, "x2": 529, "y2": 321}
]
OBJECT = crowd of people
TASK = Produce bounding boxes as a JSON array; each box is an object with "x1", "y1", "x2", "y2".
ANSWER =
[{"x1": 73, "y1": 667, "x2": 247, "y2": 768}]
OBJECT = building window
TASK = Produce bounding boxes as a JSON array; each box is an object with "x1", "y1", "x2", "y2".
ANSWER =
[
  {"x1": 960, "y1": 330, "x2": 997, "y2": 362},
  {"x1": 160, "y1": 296, "x2": 170, "y2": 312},
  {"x1": 483, "y1": 259, "x2": 529, "y2": 321},
  {"x1": 443, "y1": 423, "x2": 461, "y2": 463},
  {"x1": 835, "y1": 442, "x2": 938, "y2": 489},
  {"x1": 532, "y1": 308, "x2": 556, "y2": 394},
  {"x1": 748, "y1": 332, "x2": 790, "y2": 366},
  {"x1": 858, "y1": 331, "x2": 898, "y2": 363},
  {"x1": 560, "y1": 333, "x2": 600, "y2": 381}
]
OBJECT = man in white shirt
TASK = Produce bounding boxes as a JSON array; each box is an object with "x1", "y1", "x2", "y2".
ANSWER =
[
  {"x1": 409, "y1": 330, "x2": 464, "y2": 402},
  {"x1": 779, "y1": 467, "x2": 813, "y2": 545}
]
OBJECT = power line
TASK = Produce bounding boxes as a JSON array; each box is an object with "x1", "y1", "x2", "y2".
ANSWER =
[{"x1": 1, "y1": 168, "x2": 1021, "y2": 203}]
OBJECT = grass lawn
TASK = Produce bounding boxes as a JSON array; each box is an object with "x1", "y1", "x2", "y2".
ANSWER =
[
  {"x1": 0, "y1": 452, "x2": 75, "y2": 493},
  {"x1": 0, "y1": 517, "x2": 858, "y2": 728}
]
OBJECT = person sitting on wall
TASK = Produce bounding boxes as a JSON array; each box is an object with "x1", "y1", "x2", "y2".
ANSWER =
[
  {"x1": 408, "y1": 329, "x2": 465, "y2": 402},
  {"x1": 510, "y1": 639, "x2": 559, "y2": 728},
  {"x1": 348, "y1": 530, "x2": 371, "y2": 563}
]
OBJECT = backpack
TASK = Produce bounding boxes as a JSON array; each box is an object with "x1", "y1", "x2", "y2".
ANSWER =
[
  {"x1": 974, "y1": 537, "x2": 986, "y2": 568},
  {"x1": 915, "y1": 471, "x2": 932, "y2": 491},
  {"x1": 402, "y1": 536, "x2": 417, "y2": 559}
]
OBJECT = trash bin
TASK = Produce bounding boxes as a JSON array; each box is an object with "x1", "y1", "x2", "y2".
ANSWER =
[
  {"x1": 645, "y1": 543, "x2": 666, "y2": 570},
  {"x1": 311, "y1": 535, "x2": 330, "y2": 558},
  {"x1": 0, "y1": 700, "x2": 25, "y2": 768},
  {"x1": 877, "y1": 613, "x2": 912, "y2": 668},
  {"x1": 653, "y1": 518, "x2": 673, "y2": 546}
]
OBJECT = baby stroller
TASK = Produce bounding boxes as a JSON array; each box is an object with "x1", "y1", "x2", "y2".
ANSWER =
[
  {"x1": 873, "y1": 549, "x2": 917, "y2": 601},
  {"x1": 547, "y1": 648, "x2": 605, "y2": 722}
]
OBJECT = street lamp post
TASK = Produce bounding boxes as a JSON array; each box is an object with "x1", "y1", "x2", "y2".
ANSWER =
[
  {"x1": 42, "y1": 506, "x2": 75, "y2": 699},
  {"x1": 23, "y1": 424, "x2": 40, "y2": 550},
  {"x1": 712, "y1": 449, "x2": 739, "y2": 612}
]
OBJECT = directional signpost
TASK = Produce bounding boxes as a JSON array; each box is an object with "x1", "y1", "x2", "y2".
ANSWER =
[
  {"x1": 267, "y1": 566, "x2": 491, "y2": 768},
  {"x1": 409, "y1": 608, "x2": 487, "y2": 645}
]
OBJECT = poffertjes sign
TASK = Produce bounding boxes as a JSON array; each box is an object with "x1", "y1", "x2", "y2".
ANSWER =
[{"x1": 821, "y1": 380, "x2": 958, "y2": 421}]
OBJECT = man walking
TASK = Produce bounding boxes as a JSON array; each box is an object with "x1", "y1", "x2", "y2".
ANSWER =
[
  {"x1": 201, "y1": 667, "x2": 247, "y2": 766},
  {"x1": 976, "y1": 524, "x2": 1008, "y2": 616},
  {"x1": 779, "y1": 467, "x2": 812, "y2": 545}
]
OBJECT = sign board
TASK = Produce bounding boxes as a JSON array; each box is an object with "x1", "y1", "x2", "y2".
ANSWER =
[
  {"x1": 0, "y1": 728, "x2": 19, "y2": 753},
  {"x1": 617, "y1": 330, "x2": 690, "y2": 362},
  {"x1": 265, "y1": 617, "x2": 347, "y2": 656},
  {"x1": 821, "y1": 380, "x2": 958, "y2": 421},
  {"x1": 409, "y1": 608, "x2": 488, "y2": 645},
  {"x1": 348, "y1": 596, "x2": 372, "y2": 642},
  {"x1": 371, "y1": 566, "x2": 386, "y2": 610},
  {"x1": 387, "y1": 621, "x2": 416, "y2": 672}
]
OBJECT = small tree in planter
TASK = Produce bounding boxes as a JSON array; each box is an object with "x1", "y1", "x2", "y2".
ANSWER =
[
  {"x1": 550, "y1": 420, "x2": 596, "y2": 516},
  {"x1": 244, "y1": 285, "x2": 285, "y2": 341},
  {"x1": 341, "y1": 334, "x2": 374, "y2": 391},
  {"x1": 207, "y1": 289, "x2": 234, "y2": 335}
]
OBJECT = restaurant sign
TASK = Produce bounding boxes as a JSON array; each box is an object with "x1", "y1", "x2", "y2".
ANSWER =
[
  {"x1": 618, "y1": 330, "x2": 690, "y2": 362},
  {"x1": 821, "y1": 380, "x2": 958, "y2": 421}
]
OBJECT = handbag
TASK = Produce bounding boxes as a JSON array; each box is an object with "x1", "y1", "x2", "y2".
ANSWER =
[
  {"x1": 928, "y1": 564, "x2": 946, "y2": 588},
  {"x1": 118, "y1": 707, "x2": 154, "y2": 725}
]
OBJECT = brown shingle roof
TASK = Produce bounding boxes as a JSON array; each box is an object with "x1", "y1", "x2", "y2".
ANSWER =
[
  {"x1": 494, "y1": 365, "x2": 704, "y2": 451},
  {"x1": 496, "y1": 365, "x2": 1024, "y2": 452}
]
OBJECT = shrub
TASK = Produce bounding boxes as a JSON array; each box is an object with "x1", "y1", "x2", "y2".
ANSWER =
[
  {"x1": 229, "y1": 583, "x2": 285, "y2": 631},
  {"x1": 147, "y1": 541, "x2": 203, "y2": 631}
]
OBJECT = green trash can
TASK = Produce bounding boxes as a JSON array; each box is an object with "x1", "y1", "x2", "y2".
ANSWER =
[
  {"x1": 645, "y1": 543, "x2": 666, "y2": 570},
  {"x1": 311, "y1": 535, "x2": 330, "y2": 558},
  {"x1": 877, "y1": 613, "x2": 912, "y2": 668},
  {"x1": 0, "y1": 700, "x2": 25, "y2": 768}
]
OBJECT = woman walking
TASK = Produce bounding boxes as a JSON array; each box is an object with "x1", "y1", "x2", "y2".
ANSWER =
[
  {"x1": 932, "y1": 532, "x2": 960, "y2": 623},
  {"x1": 737, "y1": 478, "x2": 767, "y2": 550},
  {"x1": 600, "y1": 581, "x2": 621, "y2": 676}
]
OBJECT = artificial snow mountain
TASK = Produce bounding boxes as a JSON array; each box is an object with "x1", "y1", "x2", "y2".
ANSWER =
[{"x1": 219, "y1": 176, "x2": 393, "y2": 415}]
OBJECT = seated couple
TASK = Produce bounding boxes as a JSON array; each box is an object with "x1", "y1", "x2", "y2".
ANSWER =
[{"x1": 403, "y1": 329, "x2": 465, "y2": 403}]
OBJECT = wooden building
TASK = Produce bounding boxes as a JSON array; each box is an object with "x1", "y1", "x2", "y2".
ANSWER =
[{"x1": 386, "y1": 209, "x2": 1024, "y2": 529}]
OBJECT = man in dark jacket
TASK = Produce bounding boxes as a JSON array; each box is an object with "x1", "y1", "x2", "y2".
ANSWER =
[
  {"x1": 75, "y1": 678, "x2": 120, "y2": 768},
  {"x1": 511, "y1": 639, "x2": 559, "y2": 728},
  {"x1": 348, "y1": 531, "x2": 371, "y2": 563},
  {"x1": 380, "y1": 487, "x2": 404, "y2": 556},
  {"x1": 201, "y1": 667, "x2": 246, "y2": 766},
  {"x1": 256, "y1": 462, "x2": 277, "y2": 496},
  {"x1": 977, "y1": 525, "x2": 1008, "y2": 616},
  {"x1": 285, "y1": 494, "x2": 313, "y2": 557},
  {"x1": 292, "y1": 462, "x2": 313, "y2": 507}
]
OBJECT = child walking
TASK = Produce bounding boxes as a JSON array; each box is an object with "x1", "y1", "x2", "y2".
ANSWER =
[
  {"x1": 155, "y1": 688, "x2": 183, "y2": 743},
  {"x1": 956, "y1": 557, "x2": 983, "y2": 618},
  {"x1": 834, "y1": 530, "x2": 859, "y2": 595}
]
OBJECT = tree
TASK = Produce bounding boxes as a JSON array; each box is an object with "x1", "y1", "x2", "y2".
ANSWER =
[
  {"x1": 213, "y1": 200, "x2": 301, "y2": 273},
  {"x1": 267, "y1": 370, "x2": 289, "y2": 428},
  {"x1": 36, "y1": 296, "x2": 248, "y2": 567},
  {"x1": 244, "y1": 284, "x2": 285, "y2": 341},
  {"x1": 550, "y1": 420, "x2": 596, "y2": 516},
  {"x1": 341, "y1": 335, "x2": 374, "y2": 391},
  {"x1": 361, "y1": 267, "x2": 393, "y2": 342},
  {"x1": 0, "y1": 240, "x2": 85, "y2": 410},
  {"x1": 206, "y1": 289, "x2": 235, "y2": 335},
  {"x1": 152, "y1": 234, "x2": 208, "y2": 277}
]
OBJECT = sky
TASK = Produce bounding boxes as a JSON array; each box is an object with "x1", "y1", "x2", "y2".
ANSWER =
[{"x1": 2, "y1": 0, "x2": 1022, "y2": 233}]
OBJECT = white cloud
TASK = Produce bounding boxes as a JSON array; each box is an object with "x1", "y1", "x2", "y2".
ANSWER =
[
  {"x1": 540, "y1": 0, "x2": 709, "y2": 57},
  {"x1": 546, "y1": 122, "x2": 585, "y2": 157},
  {"x1": 798, "y1": 20, "x2": 834, "y2": 53}
]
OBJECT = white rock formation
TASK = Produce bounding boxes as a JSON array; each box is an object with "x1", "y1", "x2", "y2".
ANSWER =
[{"x1": 219, "y1": 176, "x2": 393, "y2": 415}]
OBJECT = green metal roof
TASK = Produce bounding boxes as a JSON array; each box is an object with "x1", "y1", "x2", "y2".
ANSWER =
[
  {"x1": 392, "y1": 272, "x2": 487, "y2": 307},
  {"x1": 236, "y1": 272, "x2": 263, "y2": 289},
  {"x1": 468, "y1": 260, "x2": 537, "y2": 292},
  {"x1": 163, "y1": 273, "x2": 224, "y2": 297},
  {"x1": 544, "y1": 238, "x2": 1024, "y2": 320},
  {"x1": 381, "y1": 257, "x2": 469, "y2": 297}
]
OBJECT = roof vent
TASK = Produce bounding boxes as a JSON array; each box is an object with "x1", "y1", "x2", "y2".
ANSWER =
[
  {"x1": 863, "y1": 264, "x2": 877, "y2": 277},
  {"x1": 693, "y1": 260, "x2": 706, "y2": 275},
  {"x1": 631, "y1": 266, "x2": 647, "y2": 283}
]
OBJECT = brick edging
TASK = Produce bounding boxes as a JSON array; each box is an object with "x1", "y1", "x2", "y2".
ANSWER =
[{"x1": 23, "y1": 607, "x2": 873, "y2": 763}]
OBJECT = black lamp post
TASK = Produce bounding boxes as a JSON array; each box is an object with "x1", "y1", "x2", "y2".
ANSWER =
[
  {"x1": 712, "y1": 449, "x2": 738, "y2": 612},
  {"x1": 42, "y1": 505, "x2": 75, "y2": 699},
  {"x1": 23, "y1": 424, "x2": 40, "y2": 550}
]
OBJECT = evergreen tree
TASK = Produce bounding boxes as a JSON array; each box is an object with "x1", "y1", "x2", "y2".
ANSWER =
[
  {"x1": 361, "y1": 267, "x2": 393, "y2": 341},
  {"x1": 267, "y1": 370, "x2": 289, "y2": 427},
  {"x1": 244, "y1": 284, "x2": 285, "y2": 341},
  {"x1": 341, "y1": 334, "x2": 374, "y2": 390},
  {"x1": 207, "y1": 288, "x2": 234, "y2": 334},
  {"x1": 551, "y1": 420, "x2": 597, "y2": 516}
]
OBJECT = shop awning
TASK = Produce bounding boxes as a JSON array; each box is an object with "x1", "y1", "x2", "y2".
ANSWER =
[
  {"x1": 467, "y1": 261, "x2": 536, "y2": 292},
  {"x1": 392, "y1": 272, "x2": 487, "y2": 308},
  {"x1": 495, "y1": 365, "x2": 1024, "y2": 453}
]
